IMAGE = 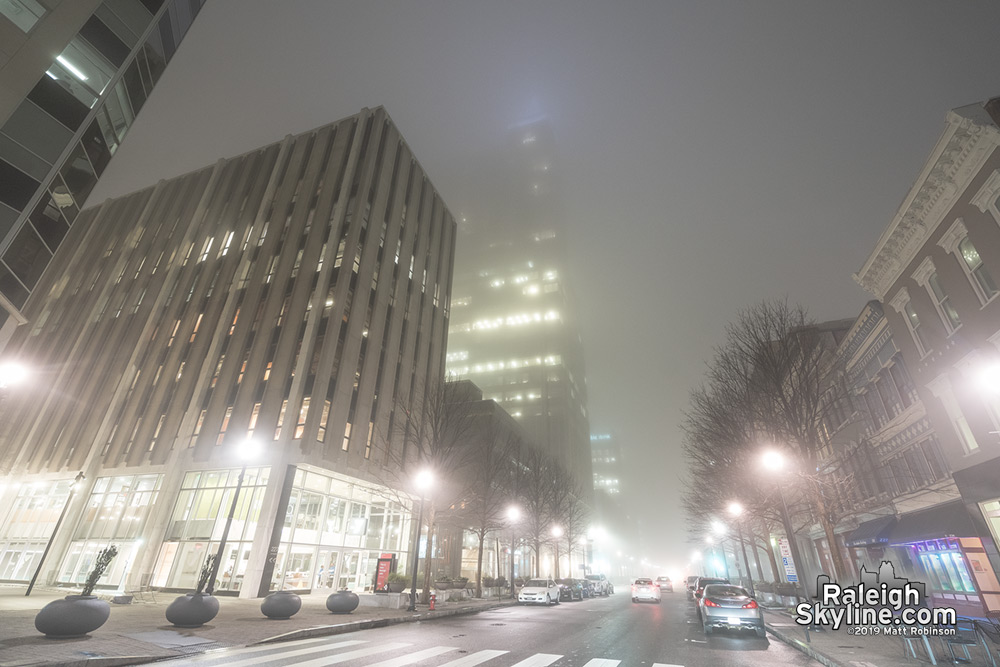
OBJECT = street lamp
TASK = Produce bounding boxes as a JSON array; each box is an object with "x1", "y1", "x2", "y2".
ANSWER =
[
  {"x1": 728, "y1": 501, "x2": 755, "y2": 597},
  {"x1": 507, "y1": 505, "x2": 521, "y2": 600},
  {"x1": 206, "y1": 439, "x2": 262, "y2": 595},
  {"x1": 26, "y1": 471, "x2": 85, "y2": 596},
  {"x1": 551, "y1": 525, "x2": 563, "y2": 579},
  {"x1": 407, "y1": 469, "x2": 434, "y2": 611},
  {"x1": 0, "y1": 361, "x2": 28, "y2": 390},
  {"x1": 761, "y1": 449, "x2": 807, "y2": 603}
]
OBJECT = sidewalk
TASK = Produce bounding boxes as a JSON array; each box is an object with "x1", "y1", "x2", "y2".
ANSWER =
[
  {"x1": 0, "y1": 585, "x2": 515, "y2": 667},
  {"x1": 763, "y1": 607, "x2": 997, "y2": 667}
]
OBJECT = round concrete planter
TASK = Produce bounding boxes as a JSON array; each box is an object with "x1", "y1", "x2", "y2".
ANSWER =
[
  {"x1": 326, "y1": 590, "x2": 359, "y2": 614},
  {"x1": 261, "y1": 590, "x2": 301, "y2": 619},
  {"x1": 35, "y1": 595, "x2": 111, "y2": 638},
  {"x1": 387, "y1": 582, "x2": 406, "y2": 593},
  {"x1": 165, "y1": 592, "x2": 220, "y2": 627}
]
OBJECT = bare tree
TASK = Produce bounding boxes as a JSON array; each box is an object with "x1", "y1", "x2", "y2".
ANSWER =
[
  {"x1": 551, "y1": 465, "x2": 590, "y2": 579},
  {"x1": 513, "y1": 445, "x2": 558, "y2": 578}
]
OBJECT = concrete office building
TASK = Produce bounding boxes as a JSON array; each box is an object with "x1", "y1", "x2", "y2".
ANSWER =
[
  {"x1": 590, "y1": 433, "x2": 621, "y2": 496},
  {"x1": 0, "y1": 107, "x2": 457, "y2": 597},
  {"x1": 445, "y1": 119, "x2": 592, "y2": 488},
  {"x1": 0, "y1": 0, "x2": 205, "y2": 341}
]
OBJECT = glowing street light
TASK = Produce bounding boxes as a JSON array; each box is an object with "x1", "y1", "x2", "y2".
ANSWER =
[
  {"x1": 407, "y1": 469, "x2": 434, "y2": 611},
  {"x1": 0, "y1": 361, "x2": 28, "y2": 389},
  {"x1": 761, "y1": 449, "x2": 806, "y2": 603},
  {"x1": 207, "y1": 438, "x2": 262, "y2": 595}
]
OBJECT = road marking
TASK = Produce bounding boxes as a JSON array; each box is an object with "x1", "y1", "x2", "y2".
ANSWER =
[
  {"x1": 366, "y1": 646, "x2": 459, "y2": 667},
  {"x1": 581, "y1": 660, "x2": 621, "y2": 667},
  {"x1": 188, "y1": 638, "x2": 365, "y2": 661},
  {"x1": 187, "y1": 640, "x2": 371, "y2": 666},
  {"x1": 286, "y1": 642, "x2": 414, "y2": 667},
  {"x1": 437, "y1": 650, "x2": 511, "y2": 667},
  {"x1": 509, "y1": 654, "x2": 563, "y2": 667},
  {"x1": 652, "y1": 664, "x2": 685, "y2": 667}
]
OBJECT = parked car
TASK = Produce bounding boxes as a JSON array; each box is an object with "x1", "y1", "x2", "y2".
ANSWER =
[
  {"x1": 655, "y1": 576, "x2": 673, "y2": 592},
  {"x1": 517, "y1": 578, "x2": 562, "y2": 605},
  {"x1": 586, "y1": 573, "x2": 612, "y2": 596},
  {"x1": 631, "y1": 577, "x2": 662, "y2": 603},
  {"x1": 686, "y1": 575, "x2": 700, "y2": 599},
  {"x1": 556, "y1": 578, "x2": 585, "y2": 601},
  {"x1": 692, "y1": 576, "x2": 729, "y2": 602},
  {"x1": 698, "y1": 583, "x2": 766, "y2": 637},
  {"x1": 579, "y1": 577, "x2": 596, "y2": 598}
]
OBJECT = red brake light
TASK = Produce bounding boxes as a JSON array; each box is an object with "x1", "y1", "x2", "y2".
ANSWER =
[
  {"x1": 742, "y1": 600, "x2": 758, "y2": 609},
  {"x1": 703, "y1": 598, "x2": 720, "y2": 607}
]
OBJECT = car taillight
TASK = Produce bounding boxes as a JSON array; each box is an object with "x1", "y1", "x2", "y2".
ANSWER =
[
  {"x1": 742, "y1": 600, "x2": 758, "y2": 609},
  {"x1": 703, "y1": 598, "x2": 720, "y2": 607}
]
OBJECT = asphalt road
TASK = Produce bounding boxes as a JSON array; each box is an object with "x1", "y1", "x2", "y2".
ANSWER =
[{"x1": 171, "y1": 589, "x2": 822, "y2": 667}]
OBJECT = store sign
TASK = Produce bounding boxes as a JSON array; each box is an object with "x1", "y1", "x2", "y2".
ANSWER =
[
  {"x1": 778, "y1": 537, "x2": 798, "y2": 583},
  {"x1": 375, "y1": 554, "x2": 395, "y2": 591}
]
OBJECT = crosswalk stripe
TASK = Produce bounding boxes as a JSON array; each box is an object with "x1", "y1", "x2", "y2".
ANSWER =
[
  {"x1": 581, "y1": 660, "x2": 621, "y2": 667},
  {"x1": 365, "y1": 646, "x2": 459, "y2": 667},
  {"x1": 437, "y1": 649, "x2": 510, "y2": 667},
  {"x1": 289, "y1": 642, "x2": 414, "y2": 667},
  {"x1": 508, "y1": 654, "x2": 562, "y2": 667},
  {"x1": 184, "y1": 639, "x2": 368, "y2": 665},
  {"x1": 652, "y1": 664, "x2": 685, "y2": 667}
]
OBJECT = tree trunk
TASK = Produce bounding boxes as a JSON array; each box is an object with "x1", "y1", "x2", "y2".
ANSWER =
[
  {"x1": 811, "y1": 483, "x2": 849, "y2": 581},
  {"x1": 421, "y1": 505, "x2": 436, "y2": 604},
  {"x1": 752, "y1": 534, "x2": 765, "y2": 581},
  {"x1": 533, "y1": 538, "x2": 541, "y2": 577},
  {"x1": 761, "y1": 526, "x2": 780, "y2": 582},
  {"x1": 475, "y1": 532, "x2": 486, "y2": 598}
]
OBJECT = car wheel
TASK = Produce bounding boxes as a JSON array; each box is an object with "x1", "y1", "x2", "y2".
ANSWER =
[
  {"x1": 632, "y1": 597, "x2": 637, "y2": 603},
  {"x1": 545, "y1": 594, "x2": 551, "y2": 605},
  {"x1": 704, "y1": 623, "x2": 713, "y2": 635},
  {"x1": 756, "y1": 626, "x2": 767, "y2": 639}
]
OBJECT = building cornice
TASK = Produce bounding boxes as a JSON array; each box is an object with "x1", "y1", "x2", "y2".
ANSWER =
[{"x1": 855, "y1": 111, "x2": 1000, "y2": 299}]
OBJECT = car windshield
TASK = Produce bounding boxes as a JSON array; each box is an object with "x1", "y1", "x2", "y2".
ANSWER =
[
  {"x1": 704, "y1": 585, "x2": 748, "y2": 597},
  {"x1": 698, "y1": 578, "x2": 727, "y2": 587},
  {"x1": 634, "y1": 578, "x2": 653, "y2": 585},
  {"x1": 525, "y1": 579, "x2": 548, "y2": 587},
  {"x1": 585, "y1": 575, "x2": 600, "y2": 581}
]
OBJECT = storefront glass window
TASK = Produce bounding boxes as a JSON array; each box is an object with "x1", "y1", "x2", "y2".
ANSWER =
[{"x1": 0, "y1": 479, "x2": 75, "y2": 581}]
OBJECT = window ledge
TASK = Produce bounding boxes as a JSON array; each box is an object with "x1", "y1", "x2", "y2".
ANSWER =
[
  {"x1": 980, "y1": 293, "x2": 1000, "y2": 310},
  {"x1": 946, "y1": 323, "x2": 964, "y2": 338}
]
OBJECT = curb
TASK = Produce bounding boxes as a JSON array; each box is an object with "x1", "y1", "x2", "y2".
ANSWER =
[
  {"x1": 764, "y1": 622, "x2": 846, "y2": 667},
  {"x1": 252, "y1": 600, "x2": 518, "y2": 645},
  {"x1": 12, "y1": 600, "x2": 519, "y2": 667}
]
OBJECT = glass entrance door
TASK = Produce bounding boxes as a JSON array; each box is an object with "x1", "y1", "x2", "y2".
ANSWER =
[
  {"x1": 316, "y1": 549, "x2": 339, "y2": 590},
  {"x1": 338, "y1": 551, "x2": 362, "y2": 590}
]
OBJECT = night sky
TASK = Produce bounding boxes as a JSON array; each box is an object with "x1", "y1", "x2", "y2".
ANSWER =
[{"x1": 89, "y1": 0, "x2": 1000, "y2": 571}]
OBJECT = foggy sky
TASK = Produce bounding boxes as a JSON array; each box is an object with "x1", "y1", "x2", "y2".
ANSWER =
[{"x1": 89, "y1": 0, "x2": 1000, "y2": 570}]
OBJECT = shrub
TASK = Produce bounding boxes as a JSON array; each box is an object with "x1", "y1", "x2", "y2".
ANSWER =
[
  {"x1": 495, "y1": 576, "x2": 507, "y2": 588},
  {"x1": 386, "y1": 571, "x2": 409, "y2": 584},
  {"x1": 482, "y1": 576, "x2": 496, "y2": 588},
  {"x1": 81, "y1": 545, "x2": 118, "y2": 596}
]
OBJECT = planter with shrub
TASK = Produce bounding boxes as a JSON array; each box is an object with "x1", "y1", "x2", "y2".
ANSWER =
[
  {"x1": 35, "y1": 545, "x2": 119, "y2": 638},
  {"x1": 386, "y1": 571, "x2": 408, "y2": 593},
  {"x1": 165, "y1": 554, "x2": 221, "y2": 628}
]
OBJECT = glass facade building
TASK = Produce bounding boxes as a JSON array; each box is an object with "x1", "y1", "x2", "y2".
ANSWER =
[
  {"x1": 0, "y1": 107, "x2": 456, "y2": 596},
  {"x1": 0, "y1": 0, "x2": 205, "y2": 339}
]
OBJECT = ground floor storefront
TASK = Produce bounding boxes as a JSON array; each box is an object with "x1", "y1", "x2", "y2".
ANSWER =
[{"x1": 0, "y1": 462, "x2": 415, "y2": 597}]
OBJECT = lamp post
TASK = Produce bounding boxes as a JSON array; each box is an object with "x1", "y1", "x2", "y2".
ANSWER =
[
  {"x1": 762, "y1": 450, "x2": 807, "y2": 603},
  {"x1": 728, "y1": 501, "x2": 755, "y2": 597},
  {"x1": 507, "y1": 505, "x2": 520, "y2": 600},
  {"x1": 26, "y1": 471, "x2": 85, "y2": 596},
  {"x1": 407, "y1": 469, "x2": 433, "y2": 611},
  {"x1": 551, "y1": 525, "x2": 563, "y2": 579},
  {"x1": 206, "y1": 439, "x2": 261, "y2": 595}
]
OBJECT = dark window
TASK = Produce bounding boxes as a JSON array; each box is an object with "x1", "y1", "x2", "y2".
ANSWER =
[
  {"x1": 0, "y1": 308, "x2": 8, "y2": 330},
  {"x1": 122, "y1": 60, "x2": 147, "y2": 115},
  {"x1": 143, "y1": 40, "x2": 166, "y2": 85},
  {"x1": 139, "y1": 0, "x2": 165, "y2": 13},
  {"x1": 59, "y1": 142, "x2": 98, "y2": 209},
  {"x1": 889, "y1": 360, "x2": 916, "y2": 408},
  {"x1": 3, "y1": 224, "x2": 50, "y2": 290},
  {"x1": 157, "y1": 11, "x2": 176, "y2": 61},
  {"x1": 920, "y1": 438, "x2": 947, "y2": 480},
  {"x1": 0, "y1": 133, "x2": 50, "y2": 181},
  {"x1": 29, "y1": 192, "x2": 70, "y2": 251},
  {"x1": 27, "y1": 75, "x2": 89, "y2": 131},
  {"x1": 81, "y1": 119, "x2": 112, "y2": 176},
  {"x1": 0, "y1": 158, "x2": 40, "y2": 211},
  {"x1": 0, "y1": 262, "x2": 29, "y2": 309},
  {"x1": 79, "y1": 15, "x2": 130, "y2": 67},
  {"x1": 1, "y1": 99, "x2": 74, "y2": 163},
  {"x1": 49, "y1": 177, "x2": 80, "y2": 225}
]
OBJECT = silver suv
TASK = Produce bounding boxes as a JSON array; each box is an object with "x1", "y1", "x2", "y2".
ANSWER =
[{"x1": 585, "y1": 573, "x2": 613, "y2": 596}]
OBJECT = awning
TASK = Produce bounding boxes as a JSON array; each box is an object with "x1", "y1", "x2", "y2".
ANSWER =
[
  {"x1": 845, "y1": 516, "x2": 896, "y2": 548},
  {"x1": 888, "y1": 500, "x2": 978, "y2": 545}
]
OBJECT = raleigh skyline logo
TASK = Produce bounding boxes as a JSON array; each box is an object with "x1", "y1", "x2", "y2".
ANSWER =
[{"x1": 794, "y1": 561, "x2": 957, "y2": 635}]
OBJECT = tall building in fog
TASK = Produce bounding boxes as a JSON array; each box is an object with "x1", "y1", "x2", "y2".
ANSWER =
[
  {"x1": 0, "y1": 0, "x2": 205, "y2": 339},
  {"x1": 590, "y1": 433, "x2": 621, "y2": 496},
  {"x1": 445, "y1": 119, "x2": 591, "y2": 487},
  {"x1": 0, "y1": 107, "x2": 457, "y2": 597}
]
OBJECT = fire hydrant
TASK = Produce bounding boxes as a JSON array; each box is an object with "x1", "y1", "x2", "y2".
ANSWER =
[{"x1": 429, "y1": 593, "x2": 437, "y2": 610}]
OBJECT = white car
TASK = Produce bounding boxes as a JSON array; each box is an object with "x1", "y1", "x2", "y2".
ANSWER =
[
  {"x1": 517, "y1": 578, "x2": 562, "y2": 605},
  {"x1": 631, "y1": 577, "x2": 662, "y2": 603}
]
